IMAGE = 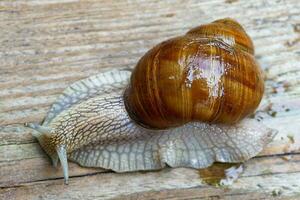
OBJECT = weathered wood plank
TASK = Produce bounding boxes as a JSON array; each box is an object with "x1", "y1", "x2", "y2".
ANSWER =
[
  {"x1": 113, "y1": 187, "x2": 297, "y2": 200},
  {"x1": 1, "y1": 167, "x2": 300, "y2": 200},
  {"x1": 0, "y1": 0, "x2": 300, "y2": 199},
  {"x1": 0, "y1": 157, "x2": 103, "y2": 188}
]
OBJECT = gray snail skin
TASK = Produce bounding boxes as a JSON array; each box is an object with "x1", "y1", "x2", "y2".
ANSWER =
[{"x1": 25, "y1": 18, "x2": 276, "y2": 184}]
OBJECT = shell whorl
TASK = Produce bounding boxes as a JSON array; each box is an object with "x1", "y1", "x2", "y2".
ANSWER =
[{"x1": 187, "y1": 18, "x2": 255, "y2": 54}]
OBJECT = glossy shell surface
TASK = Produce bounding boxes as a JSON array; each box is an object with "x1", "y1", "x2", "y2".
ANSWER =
[{"x1": 124, "y1": 18, "x2": 264, "y2": 129}]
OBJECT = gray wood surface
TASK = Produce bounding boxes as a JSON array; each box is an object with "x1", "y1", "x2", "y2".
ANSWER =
[{"x1": 0, "y1": 0, "x2": 300, "y2": 199}]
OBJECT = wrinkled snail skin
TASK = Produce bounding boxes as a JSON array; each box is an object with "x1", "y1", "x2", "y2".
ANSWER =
[{"x1": 25, "y1": 18, "x2": 276, "y2": 184}]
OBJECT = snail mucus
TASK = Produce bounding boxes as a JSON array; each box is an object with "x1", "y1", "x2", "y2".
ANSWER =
[{"x1": 26, "y1": 18, "x2": 276, "y2": 184}]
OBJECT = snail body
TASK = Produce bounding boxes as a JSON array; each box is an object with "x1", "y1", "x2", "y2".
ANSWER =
[{"x1": 26, "y1": 18, "x2": 275, "y2": 184}]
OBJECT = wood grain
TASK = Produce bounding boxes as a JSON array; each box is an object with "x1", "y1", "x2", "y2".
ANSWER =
[{"x1": 0, "y1": 0, "x2": 300, "y2": 199}]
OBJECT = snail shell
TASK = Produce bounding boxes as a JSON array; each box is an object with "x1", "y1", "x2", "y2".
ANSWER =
[
  {"x1": 25, "y1": 18, "x2": 275, "y2": 184},
  {"x1": 124, "y1": 18, "x2": 264, "y2": 129}
]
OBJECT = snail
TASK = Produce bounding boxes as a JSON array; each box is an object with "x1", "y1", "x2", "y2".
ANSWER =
[{"x1": 25, "y1": 18, "x2": 276, "y2": 184}]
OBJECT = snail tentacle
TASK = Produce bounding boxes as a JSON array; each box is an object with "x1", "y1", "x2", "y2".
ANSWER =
[
  {"x1": 24, "y1": 123, "x2": 51, "y2": 135},
  {"x1": 56, "y1": 145, "x2": 69, "y2": 184}
]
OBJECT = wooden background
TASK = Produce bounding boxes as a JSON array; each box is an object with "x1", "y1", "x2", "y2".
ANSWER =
[{"x1": 0, "y1": 0, "x2": 300, "y2": 199}]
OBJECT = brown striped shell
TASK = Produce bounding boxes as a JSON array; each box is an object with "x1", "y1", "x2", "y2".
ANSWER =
[{"x1": 124, "y1": 18, "x2": 264, "y2": 129}]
